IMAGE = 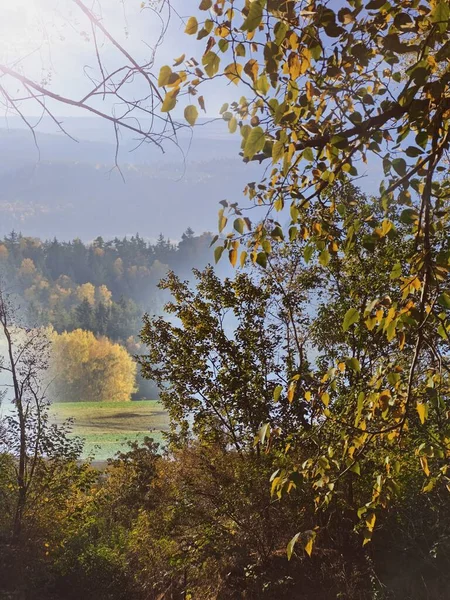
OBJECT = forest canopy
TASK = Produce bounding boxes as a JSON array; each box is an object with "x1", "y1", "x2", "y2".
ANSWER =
[{"x1": 0, "y1": 229, "x2": 214, "y2": 399}]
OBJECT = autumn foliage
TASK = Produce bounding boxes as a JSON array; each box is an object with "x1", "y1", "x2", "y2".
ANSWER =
[{"x1": 49, "y1": 329, "x2": 137, "y2": 402}]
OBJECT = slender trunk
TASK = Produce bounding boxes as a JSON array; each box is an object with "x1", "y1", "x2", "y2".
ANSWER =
[{"x1": 1, "y1": 297, "x2": 27, "y2": 543}]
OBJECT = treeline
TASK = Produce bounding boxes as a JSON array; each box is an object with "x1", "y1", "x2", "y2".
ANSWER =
[
  {"x1": 0, "y1": 229, "x2": 213, "y2": 399},
  {"x1": 0, "y1": 229, "x2": 213, "y2": 341}
]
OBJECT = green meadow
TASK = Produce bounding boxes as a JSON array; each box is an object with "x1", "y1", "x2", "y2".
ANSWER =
[{"x1": 51, "y1": 400, "x2": 170, "y2": 461}]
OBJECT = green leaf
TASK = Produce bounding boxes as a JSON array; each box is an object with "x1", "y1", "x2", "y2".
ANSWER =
[
  {"x1": 390, "y1": 262, "x2": 402, "y2": 280},
  {"x1": 158, "y1": 65, "x2": 172, "y2": 87},
  {"x1": 218, "y1": 39, "x2": 229, "y2": 53},
  {"x1": 438, "y1": 292, "x2": 450, "y2": 309},
  {"x1": 255, "y1": 74, "x2": 270, "y2": 95},
  {"x1": 244, "y1": 126, "x2": 266, "y2": 159},
  {"x1": 366, "y1": 0, "x2": 386, "y2": 8},
  {"x1": 236, "y1": 43, "x2": 246, "y2": 57},
  {"x1": 330, "y1": 135, "x2": 348, "y2": 149},
  {"x1": 400, "y1": 208, "x2": 418, "y2": 224},
  {"x1": 304, "y1": 245, "x2": 313, "y2": 263},
  {"x1": 184, "y1": 105, "x2": 198, "y2": 126},
  {"x1": 256, "y1": 252, "x2": 267, "y2": 269},
  {"x1": 392, "y1": 158, "x2": 407, "y2": 176},
  {"x1": 343, "y1": 308, "x2": 359, "y2": 332},
  {"x1": 346, "y1": 357, "x2": 361, "y2": 373},
  {"x1": 274, "y1": 20, "x2": 288, "y2": 45},
  {"x1": 405, "y1": 146, "x2": 423, "y2": 157},
  {"x1": 319, "y1": 249, "x2": 330, "y2": 267},
  {"x1": 234, "y1": 218, "x2": 244, "y2": 234},
  {"x1": 303, "y1": 147, "x2": 314, "y2": 162},
  {"x1": 228, "y1": 117, "x2": 238, "y2": 134},
  {"x1": 214, "y1": 246, "x2": 224, "y2": 263},
  {"x1": 431, "y1": 1, "x2": 450, "y2": 32},
  {"x1": 287, "y1": 532, "x2": 300, "y2": 560},
  {"x1": 272, "y1": 140, "x2": 284, "y2": 163},
  {"x1": 273, "y1": 385, "x2": 282, "y2": 402},
  {"x1": 184, "y1": 16, "x2": 198, "y2": 35},
  {"x1": 349, "y1": 111, "x2": 362, "y2": 124},
  {"x1": 242, "y1": 0, "x2": 264, "y2": 32},
  {"x1": 350, "y1": 462, "x2": 361, "y2": 476},
  {"x1": 202, "y1": 51, "x2": 220, "y2": 77}
]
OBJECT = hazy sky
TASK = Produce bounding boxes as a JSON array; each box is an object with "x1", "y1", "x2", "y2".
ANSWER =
[
  {"x1": 0, "y1": 0, "x2": 235, "y2": 126},
  {"x1": 0, "y1": 0, "x2": 383, "y2": 192}
]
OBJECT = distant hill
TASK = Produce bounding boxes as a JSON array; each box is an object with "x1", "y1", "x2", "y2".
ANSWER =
[
  {"x1": 0, "y1": 116, "x2": 384, "y2": 241},
  {"x1": 0, "y1": 118, "x2": 261, "y2": 240}
]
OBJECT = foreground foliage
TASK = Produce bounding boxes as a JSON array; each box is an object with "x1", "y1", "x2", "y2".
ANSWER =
[
  {"x1": 1, "y1": 209, "x2": 450, "y2": 596},
  {"x1": 155, "y1": 0, "x2": 450, "y2": 550}
]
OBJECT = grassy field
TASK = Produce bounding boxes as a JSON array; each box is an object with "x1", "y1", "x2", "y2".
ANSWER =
[{"x1": 51, "y1": 400, "x2": 170, "y2": 461}]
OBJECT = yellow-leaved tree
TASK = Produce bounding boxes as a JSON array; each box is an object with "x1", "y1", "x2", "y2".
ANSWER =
[{"x1": 49, "y1": 329, "x2": 137, "y2": 402}]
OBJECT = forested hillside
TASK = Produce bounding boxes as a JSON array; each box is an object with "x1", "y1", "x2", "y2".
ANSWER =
[{"x1": 0, "y1": 229, "x2": 213, "y2": 398}]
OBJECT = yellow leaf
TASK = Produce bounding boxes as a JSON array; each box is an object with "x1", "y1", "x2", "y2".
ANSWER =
[
  {"x1": 304, "y1": 530, "x2": 316, "y2": 557},
  {"x1": 305, "y1": 391, "x2": 312, "y2": 401},
  {"x1": 287, "y1": 52, "x2": 301, "y2": 79},
  {"x1": 224, "y1": 62, "x2": 243, "y2": 84},
  {"x1": 287, "y1": 382, "x2": 296, "y2": 402},
  {"x1": 161, "y1": 89, "x2": 178, "y2": 112},
  {"x1": 173, "y1": 54, "x2": 185, "y2": 66},
  {"x1": 321, "y1": 392, "x2": 330, "y2": 407},
  {"x1": 215, "y1": 25, "x2": 230, "y2": 37},
  {"x1": 300, "y1": 48, "x2": 311, "y2": 74},
  {"x1": 184, "y1": 105, "x2": 198, "y2": 126},
  {"x1": 158, "y1": 65, "x2": 172, "y2": 87},
  {"x1": 416, "y1": 402, "x2": 427, "y2": 424},
  {"x1": 366, "y1": 512, "x2": 376, "y2": 532},
  {"x1": 229, "y1": 249, "x2": 237, "y2": 267},
  {"x1": 218, "y1": 209, "x2": 227, "y2": 233},
  {"x1": 185, "y1": 16, "x2": 198, "y2": 35},
  {"x1": 244, "y1": 58, "x2": 259, "y2": 82},
  {"x1": 420, "y1": 456, "x2": 430, "y2": 477},
  {"x1": 381, "y1": 219, "x2": 392, "y2": 237},
  {"x1": 286, "y1": 532, "x2": 300, "y2": 560}
]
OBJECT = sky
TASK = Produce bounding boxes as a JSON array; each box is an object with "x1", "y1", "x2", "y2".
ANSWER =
[
  {"x1": 0, "y1": 0, "x2": 235, "y2": 126},
  {"x1": 0, "y1": 0, "x2": 384, "y2": 194}
]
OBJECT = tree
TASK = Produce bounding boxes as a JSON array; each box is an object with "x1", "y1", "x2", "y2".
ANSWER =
[
  {"x1": 49, "y1": 329, "x2": 137, "y2": 402},
  {"x1": 75, "y1": 298, "x2": 94, "y2": 331},
  {"x1": 138, "y1": 186, "x2": 450, "y2": 554},
  {"x1": 0, "y1": 287, "x2": 81, "y2": 541},
  {"x1": 139, "y1": 266, "x2": 313, "y2": 451},
  {"x1": 150, "y1": 0, "x2": 450, "y2": 548}
]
